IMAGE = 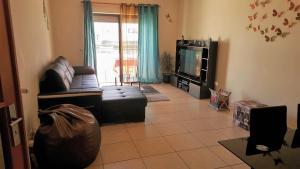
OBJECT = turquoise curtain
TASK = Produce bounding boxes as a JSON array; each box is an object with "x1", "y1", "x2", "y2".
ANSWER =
[
  {"x1": 138, "y1": 5, "x2": 161, "y2": 83},
  {"x1": 83, "y1": 0, "x2": 97, "y2": 72}
]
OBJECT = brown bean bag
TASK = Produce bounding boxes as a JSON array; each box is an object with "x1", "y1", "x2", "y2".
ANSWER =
[{"x1": 34, "y1": 104, "x2": 100, "y2": 169}]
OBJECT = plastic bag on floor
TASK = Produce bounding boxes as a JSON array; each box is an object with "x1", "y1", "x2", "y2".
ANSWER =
[{"x1": 34, "y1": 104, "x2": 100, "y2": 169}]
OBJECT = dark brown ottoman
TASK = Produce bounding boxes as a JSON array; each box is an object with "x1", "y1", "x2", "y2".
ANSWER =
[{"x1": 101, "y1": 86, "x2": 147, "y2": 123}]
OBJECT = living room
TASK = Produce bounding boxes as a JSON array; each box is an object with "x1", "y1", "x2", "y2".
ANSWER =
[{"x1": 1, "y1": 0, "x2": 300, "y2": 169}]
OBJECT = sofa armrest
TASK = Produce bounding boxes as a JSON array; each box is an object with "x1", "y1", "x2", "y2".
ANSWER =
[
  {"x1": 38, "y1": 90, "x2": 102, "y2": 122},
  {"x1": 38, "y1": 88, "x2": 102, "y2": 98},
  {"x1": 73, "y1": 66, "x2": 95, "y2": 75}
]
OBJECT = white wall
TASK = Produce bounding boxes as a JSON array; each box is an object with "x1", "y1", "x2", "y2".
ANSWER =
[
  {"x1": 49, "y1": 0, "x2": 181, "y2": 65},
  {"x1": 9, "y1": 0, "x2": 54, "y2": 135},
  {"x1": 179, "y1": 0, "x2": 300, "y2": 128}
]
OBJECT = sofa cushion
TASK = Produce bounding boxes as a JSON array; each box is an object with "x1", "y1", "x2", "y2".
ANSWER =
[{"x1": 70, "y1": 75, "x2": 99, "y2": 89}]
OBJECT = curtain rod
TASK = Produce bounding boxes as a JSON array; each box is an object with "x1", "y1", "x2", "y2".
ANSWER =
[
  {"x1": 81, "y1": 1, "x2": 159, "y2": 7},
  {"x1": 81, "y1": 2, "x2": 120, "y2": 5}
]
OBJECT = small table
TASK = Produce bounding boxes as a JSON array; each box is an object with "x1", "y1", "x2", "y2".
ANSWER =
[
  {"x1": 219, "y1": 129, "x2": 300, "y2": 169},
  {"x1": 115, "y1": 75, "x2": 141, "y2": 90}
]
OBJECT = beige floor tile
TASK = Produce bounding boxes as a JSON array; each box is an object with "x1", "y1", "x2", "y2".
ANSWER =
[
  {"x1": 101, "y1": 124, "x2": 125, "y2": 132},
  {"x1": 207, "y1": 117, "x2": 234, "y2": 129},
  {"x1": 98, "y1": 84, "x2": 246, "y2": 169},
  {"x1": 101, "y1": 142, "x2": 139, "y2": 164},
  {"x1": 124, "y1": 122, "x2": 151, "y2": 128},
  {"x1": 218, "y1": 127, "x2": 249, "y2": 139},
  {"x1": 154, "y1": 123, "x2": 188, "y2": 136},
  {"x1": 103, "y1": 159, "x2": 146, "y2": 169},
  {"x1": 147, "y1": 113, "x2": 177, "y2": 124},
  {"x1": 209, "y1": 145, "x2": 242, "y2": 165},
  {"x1": 87, "y1": 150, "x2": 102, "y2": 167},
  {"x1": 178, "y1": 148, "x2": 226, "y2": 169},
  {"x1": 143, "y1": 153, "x2": 188, "y2": 169},
  {"x1": 85, "y1": 165, "x2": 103, "y2": 169},
  {"x1": 171, "y1": 112, "x2": 201, "y2": 121},
  {"x1": 231, "y1": 163, "x2": 251, "y2": 169},
  {"x1": 192, "y1": 130, "x2": 228, "y2": 146},
  {"x1": 164, "y1": 133, "x2": 204, "y2": 151},
  {"x1": 101, "y1": 127, "x2": 131, "y2": 145},
  {"x1": 127, "y1": 125, "x2": 161, "y2": 140},
  {"x1": 180, "y1": 119, "x2": 216, "y2": 132},
  {"x1": 134, "y1": 137, "x2": 174, "y2": 157}
]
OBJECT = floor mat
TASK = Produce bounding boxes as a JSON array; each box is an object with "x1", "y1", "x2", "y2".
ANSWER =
[{"x1": 141, "y1": 86, "x2": 170, "y2": 102}]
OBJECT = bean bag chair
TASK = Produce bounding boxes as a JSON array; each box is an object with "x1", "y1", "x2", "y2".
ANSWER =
[{"x1": 34, "y1": 104, "x2": 100, "y2": 169}]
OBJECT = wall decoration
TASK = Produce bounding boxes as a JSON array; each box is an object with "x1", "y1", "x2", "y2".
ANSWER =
[
  {"x1": 246, "y1": 0, "x2": 300, "y2": 42},
  {"x1": 296, "y1": 13, "x2": 300, "y2": 20},
  {"x1": 43, "y1": 0, "x2": 49, "y2": 30},
  {"x1": 260, "y1": 0, "x2": 271, "y2": 7},
  {"x1": 165, "y1": 14, "x2": 172, "y2": 23}
]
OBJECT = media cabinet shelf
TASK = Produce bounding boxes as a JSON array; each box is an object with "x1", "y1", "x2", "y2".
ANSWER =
[
  {"x1": 173, "y1": 39, "x2": 218, "y2": 99},
  {"x1": 175, "y1": 73, "x2": 201, "y2": 85}
]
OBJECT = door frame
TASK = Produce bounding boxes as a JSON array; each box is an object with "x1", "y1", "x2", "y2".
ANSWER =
[{"x1": 0, "y1": 0, "x2": 30, "y2": 168}]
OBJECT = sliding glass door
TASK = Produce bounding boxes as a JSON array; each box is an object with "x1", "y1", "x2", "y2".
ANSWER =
[
  {"x1": 93, "y1": 14, "x2": 138, "y2": 85},
  {"x1": 120, "y1": 19, "x2": 138, "y2": 83},
  {"x1": 94, "y1": 15, "x2": 120, "y2": 84}
]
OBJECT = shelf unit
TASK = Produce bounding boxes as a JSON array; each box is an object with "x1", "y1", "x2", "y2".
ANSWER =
[{"x1": 173, "y1": 39, "x2": 218, "y2": 99}]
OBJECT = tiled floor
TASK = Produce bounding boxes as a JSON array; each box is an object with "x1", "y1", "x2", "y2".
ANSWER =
[{"x1": 86, "y1": 84, "x2": 250, "y2": 169}]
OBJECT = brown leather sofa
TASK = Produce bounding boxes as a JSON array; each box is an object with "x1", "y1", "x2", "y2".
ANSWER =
[
  {"x1": 38, "y1": 56, "x2": 147, "y2": 123},
  {"x1": 38, "y1": 56, "x2": 102, "y2": 121}
]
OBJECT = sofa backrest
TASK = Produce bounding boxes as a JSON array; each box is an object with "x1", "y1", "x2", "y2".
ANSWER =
[
  {"x1": 55, "y1": 56, "x2": 75, "y2": 78},
  {"x1": 40, "y1": 56, "x2": 74, "y2": 93}
]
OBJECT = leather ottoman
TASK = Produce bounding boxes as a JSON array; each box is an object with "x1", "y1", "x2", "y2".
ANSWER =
[{"x1": 101, "y1": 86, "x2": 147, "y2": 123}]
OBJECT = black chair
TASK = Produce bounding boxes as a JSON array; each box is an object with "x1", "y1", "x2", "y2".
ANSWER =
[
  {"x1": 297, "y1": 104, "x2": 300, "y2": 129},
  {"x1": 291, "y1": 104, "x2": 300, "y2": 148},
  {"x1": 248, "y1": 106, "x2": 287, "y2": 152}
]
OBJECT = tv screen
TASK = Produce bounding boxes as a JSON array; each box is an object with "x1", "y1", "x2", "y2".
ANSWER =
[{"x1": 179, "y1": 48, "x2": 202, "y2": 77}]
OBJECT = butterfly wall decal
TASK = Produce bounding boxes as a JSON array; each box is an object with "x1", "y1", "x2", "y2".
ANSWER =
[
  {"x1": 260, "y1": 0, "x2": 271, "y2": 7},
  {"x1": 280, "y1": 32, "x2": 290, "y2": 37},
  {"x1": 295, "y1": 5, "x2": 300, "y2": 11},
  {"x1": 253, "y1": 27, "x2": 257, "y2": 32},
  {"x1": 272, "y1": 9, "x2": 284, "y2": 17},
  {"x1": 283, "y1": 18, "x2": 289, "y2": 26},
  {"x1": 271, "y1": 25, "x2": 276, "y2": 31},
  {"x1": 247, "y1": 0, "x2": 297, "y2": 42},
  {"x1": 265, "y1": 35, "x2": 277, "y2": 42},
  {"x1": 296, "y1": 13, "x2": 300, "y2": 20},
  {"x1": 275, "y1": 28, "x2": 282, "y2": 35},
  {"x1": 250, "y1": 0, "x2": 260, "y2": 9},
  {"x1": 261, "y1": 13, "x2": 268, "y2": 20},
  {"x1": 246, "y1": 23, "x2": 253, "y2": 31},
  {"x1": 248, "y1": 12, "x2": 258, "y2": 21},
  {"x1": 265, "y1": 27, "x2": 269, "y2": 33},
  {"x1": 289, "y1": 1, "x2": 295, "y2": 10},
  {"x1": 289, "y1": 22, "x2": 297, "y2": 28}
]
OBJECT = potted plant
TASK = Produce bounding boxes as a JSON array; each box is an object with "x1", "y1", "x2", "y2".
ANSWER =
[{"x1": 160, "y1": 52, "x2": 173, "y2": 83}]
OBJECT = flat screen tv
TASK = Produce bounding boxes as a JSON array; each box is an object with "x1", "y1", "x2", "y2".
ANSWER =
[{"x1": 179, "y1": 48, "x2": 202, "y2": 77}]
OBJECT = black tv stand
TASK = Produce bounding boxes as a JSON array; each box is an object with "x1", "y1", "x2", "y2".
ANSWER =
[{"x1": 171, "y1": 39, "x2": 218, "y2": 99}]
